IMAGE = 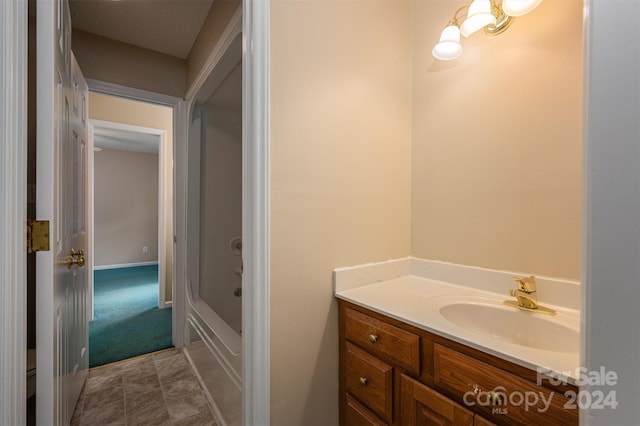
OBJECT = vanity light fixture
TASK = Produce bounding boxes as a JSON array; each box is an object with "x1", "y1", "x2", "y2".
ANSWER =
[
  {"x1": 459, "y1": 0, "x2": 496, "y2": 37},
  {"x1": 433, "y1": 0, "x2": 542, "y2": 61},
  {"x1": 502, "y1": 0, "x2": 543, "y2": 17},
  {"x1": 432, "y1": 14, "x2": 464, "y2": 61}
]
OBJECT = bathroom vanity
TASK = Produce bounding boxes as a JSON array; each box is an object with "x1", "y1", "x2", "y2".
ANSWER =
[{"x1": 334, "y1": 258, "x2": 581, "y2": 426}]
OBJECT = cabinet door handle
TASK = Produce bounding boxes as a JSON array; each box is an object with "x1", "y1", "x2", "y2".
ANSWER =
[
  {"x1": 359, "y1": 377, "x2": 368, "y2": 386},
  {"x1": 369, "y1": 334, "x2": 378, "y2": 344}
]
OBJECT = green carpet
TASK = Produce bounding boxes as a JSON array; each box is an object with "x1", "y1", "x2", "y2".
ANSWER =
[{"x1": 89, "y1": 265, "x2": 172, "y2": 367}]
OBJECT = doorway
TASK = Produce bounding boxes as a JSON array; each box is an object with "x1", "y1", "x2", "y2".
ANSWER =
[
  {"x1": 87, "y1": 93, "x2": 174, "y2": 367},
  {"x1": 1, "y1": 0, "x2": 271, "y2": 423}
]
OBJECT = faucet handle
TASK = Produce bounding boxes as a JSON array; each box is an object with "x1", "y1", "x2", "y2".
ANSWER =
[{"x1": 513, "y1": 275, "x2": 536, "y2": 293}]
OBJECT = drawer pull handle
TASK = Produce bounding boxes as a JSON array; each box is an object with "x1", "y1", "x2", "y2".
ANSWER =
[
  {"x1": 488, "y1": 390, "x2": 505, "y2": 406},
  {"x1": 369, "y1": 334, "x2": 378, "y2": 344},
  {"x1": 359, "y1": 377, "x2": 368, "y2": 386}
]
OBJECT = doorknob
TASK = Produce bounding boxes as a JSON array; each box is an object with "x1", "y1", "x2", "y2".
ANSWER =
[{"x1": 66, "y1": 248, "x2": 85, "y2": 269}]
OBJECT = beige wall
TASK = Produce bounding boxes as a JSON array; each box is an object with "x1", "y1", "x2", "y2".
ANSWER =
[
  {"x1": 94, "y1": 149, "x2": 159, "y2": 266},
  {"x1": 411, "y1": 0, "x2": 583, "y2": 279},
  {"x1": 268, "y1": 0, "x2": 583, "y2": 422},
  {"x1": 186, "y1": 0, "x2": 241, "y2": 90},
  {"x1": 73, "y1": 0, "x2": 240, "y2": 99},
  {"x1": 89, "y1": 92, "x2": 174, "y2": 300},
  {"x1": 269, "y1": 1, "x2": 413, "y2": 424},
  {"x1": 73, "y1": 30, "x2": 186, "y2": 98}
]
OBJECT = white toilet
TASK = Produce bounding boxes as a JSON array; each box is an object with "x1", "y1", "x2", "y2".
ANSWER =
[{"x1": 27, "y1": 349, "x2": 36, "y2": 399}]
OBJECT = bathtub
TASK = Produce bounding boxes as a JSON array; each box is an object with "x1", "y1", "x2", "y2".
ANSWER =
[
  {"x1": 184, "y1": 288, "x2": 241, "y2": 426},
  {"x1": 184, "y1": 32, "x2": 243, "y2": 426}
]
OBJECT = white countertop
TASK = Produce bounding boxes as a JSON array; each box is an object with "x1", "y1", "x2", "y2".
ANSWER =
[{"x1": 335, "y1": 261, "x2": 581, "y2": 384}]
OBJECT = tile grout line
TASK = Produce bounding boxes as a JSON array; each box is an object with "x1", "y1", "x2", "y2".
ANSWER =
[
  {"x1": 153, "y1": 353, "x2": 175, "y2": 425},
  {"x1": 183, "y1": 353, "x2": 218, "y2": 423},
  {"x1": 76, "y1": 380, "x2": 86, "y2": 425},
  {"x1": 155, "y1": 350, "x2": 217, "y2": 425},
  {"x1": 121, "y1": 368, "x2": 128, "y2": 426}
]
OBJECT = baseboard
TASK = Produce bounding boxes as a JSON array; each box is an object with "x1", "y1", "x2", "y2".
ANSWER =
[
  {"x1": 164, "y1": 301, "x2": 173, "y2": 308},
  {"x1": 93, "y1": 261, "x2": 159, "y2": 271}
]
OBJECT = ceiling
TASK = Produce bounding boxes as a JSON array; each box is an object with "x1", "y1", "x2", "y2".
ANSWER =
[
  {"x1": 69, "y1": 0, "x2": 214, "y2": 59},
  {"x1": 94, "y1": 127, "x2": 160, "y2": 154}
]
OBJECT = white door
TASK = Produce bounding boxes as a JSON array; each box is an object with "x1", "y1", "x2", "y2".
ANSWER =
[
  {"x1": 68, "y1": 53, "x2": 90, "y2": 416},
  {"x1": 36, "y1": 0, "x2": 89, "y2": 424}
]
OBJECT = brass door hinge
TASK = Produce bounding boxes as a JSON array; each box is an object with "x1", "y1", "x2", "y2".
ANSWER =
[{"x1": 27, "y1": 220, "x2": 50, "y2": 253}]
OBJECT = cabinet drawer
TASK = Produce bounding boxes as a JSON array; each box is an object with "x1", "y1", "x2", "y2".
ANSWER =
[
  {"x1": 433, "y1": 344, "x2": 578, "y2": 425},
  {"x1": 401, "y1": 374, "x2": 474, "y2": 425},
  {"x1": 345, "y1": 394, "x2": 389, "y2": 426},
  {"x1": 345, "y1": 342, "x2": 393, "y2": 423},
  {"x1": 345, "y1": 307, "x2": 420, "y2": 374}
]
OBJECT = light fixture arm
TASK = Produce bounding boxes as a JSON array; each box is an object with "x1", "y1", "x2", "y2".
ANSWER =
[
  {"x1": 451, "y1": 5, "x2": 470, "y2": 24},
  {"x1": 485, "y1": 0, "x2": 515, "y2": 35}
]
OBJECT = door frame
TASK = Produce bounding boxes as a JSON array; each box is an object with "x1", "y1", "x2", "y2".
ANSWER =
[
  {"x1": 0, "y1": 1, "x2": 274, "y2": 424},
  {"x1": 89, "y1": 118, "x2": 169, "y2": 313},
  {"x1": 581, "y1": 1, "x2": 640, "y2": 424},
  {"x1": 0, "y1": 0, "x2": 27, "y2": 424},
  {"x1": 242, "y1": 0, "x2": 270, "y2": 423},
  {"x1": 87, "y1": 80, "x2": 183, "y2": 345}
]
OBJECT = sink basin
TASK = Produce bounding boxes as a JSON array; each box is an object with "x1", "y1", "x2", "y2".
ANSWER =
[{"x1": 435, "y1": 298, "x2": 579, "y2": 353}]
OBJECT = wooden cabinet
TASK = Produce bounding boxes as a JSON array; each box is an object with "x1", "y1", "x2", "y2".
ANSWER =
[
  {"x1": 401, "y1": 374, "x2": 473, "y2": 425},
  {"x1": 433, "y1": 344, "x2": 576, "y2": 425},
  {"x1": 339, "y1": 300, "x2": 579, "y2": 426},
  {"x1": 345, "y1": 394, "x2": 389, "y2": 426},
  {"x1": 345, "y1": 307, "x2": 420, "y2": 375},
  {"x1": 474, "y1": 414, "x2": 498, "y2": 426},
  {"x1": 345, "y1": 342, "x2": 394, "y2": 423}
]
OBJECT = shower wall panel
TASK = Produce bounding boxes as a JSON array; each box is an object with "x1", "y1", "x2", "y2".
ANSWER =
[{"x1": 198, "y1": 105, "x2": 242, "y2": 333}]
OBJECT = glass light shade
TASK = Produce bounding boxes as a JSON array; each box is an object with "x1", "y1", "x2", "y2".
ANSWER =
[
  {"x1": 502, "y1": 0, "x2": 543, "y2": 16},
  {"x1": 460, "y1": 0, "x2": 497, "y2": 37},
  {"x1": 432, "y1": 25, "x2": 463, "y2": 61}
]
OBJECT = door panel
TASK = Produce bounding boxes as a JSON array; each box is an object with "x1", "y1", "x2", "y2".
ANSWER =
[
  {"x1": 37, "y1": 0, "x2": 89, "y2": 423},
  {"x1": 68, "y1": 53, "x2": 89, "y2": 417}
]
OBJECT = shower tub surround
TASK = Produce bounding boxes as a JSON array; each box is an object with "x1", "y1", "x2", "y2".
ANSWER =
[
  {"x1": 334, "y1": 257, "x2": 581, "y2": 383},
  {"x1": 183, "y1": 27, "x2": 243, "y2": 426}
]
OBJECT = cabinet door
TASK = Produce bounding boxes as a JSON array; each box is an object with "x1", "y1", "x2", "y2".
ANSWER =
[
  {"x1": 401, "y1": 374, "x2": 473, "y2": 426},
  {"x1": 474, "y1": 415, "x2": 497, "y2": 426}
]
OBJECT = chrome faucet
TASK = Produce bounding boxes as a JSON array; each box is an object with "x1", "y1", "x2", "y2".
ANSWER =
[
  {"x1": 505, "y1": 275, "x2": 556, "y2": 315},
  {"x1": 510, "y1": 275, "x2": 538, "y2": 309}
]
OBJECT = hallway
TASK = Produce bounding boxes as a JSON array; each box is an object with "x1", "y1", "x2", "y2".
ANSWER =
[{"x1": 71, "y1": 349, "x2": 216, "y2": 425}]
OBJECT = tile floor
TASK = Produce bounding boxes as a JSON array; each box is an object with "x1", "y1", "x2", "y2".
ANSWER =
[{"x1": 71, "y1": 348, "x2": 217, "y2": 426}]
